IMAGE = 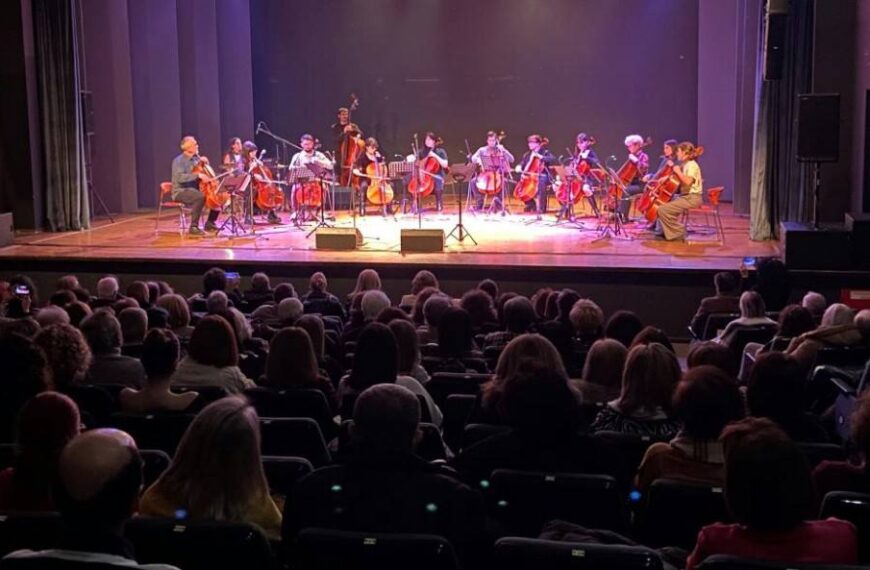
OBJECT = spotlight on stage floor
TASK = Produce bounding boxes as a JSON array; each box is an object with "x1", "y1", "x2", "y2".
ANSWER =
[{"x1": 315, "y1": 228, "x2": 362, "y2": 250}]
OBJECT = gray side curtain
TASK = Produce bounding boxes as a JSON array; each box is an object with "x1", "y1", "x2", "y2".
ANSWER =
[
  {"x1": 33, "y1": 0, "x2": 90, "y2": 231},
  {"x1": 749, "y1": 0, "x2": 814, "y2": 240}
]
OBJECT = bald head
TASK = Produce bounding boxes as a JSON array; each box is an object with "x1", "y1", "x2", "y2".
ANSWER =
[{"x1": 58, "y1": 429, "x2": 141, "y2": 529}]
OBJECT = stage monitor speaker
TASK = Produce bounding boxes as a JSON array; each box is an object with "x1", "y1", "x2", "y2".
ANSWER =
[
  {"x1": 763, "y1": 0, "x2": 788, "y2": 81},
  {"x1": 0, "y1": 212, "x2": 13, "y2": 248},
  {"x1": 797, "y1": 93, "x2": 840, "y2": 163},
  {"x1": 400, "y1": 229, "x2": 444, "y2": 253},
  {"x1": 780, "y1": 221, "x2": 850, "y2": 270},
  {"x1": 315, "y1": 228, "x2": 361, "y2": 250}
]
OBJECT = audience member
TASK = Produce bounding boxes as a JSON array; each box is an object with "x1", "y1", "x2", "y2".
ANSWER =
[
  {"x1": 35, "y1": 305, "x2": 71, "y2": 328},
  {"x1": 686, "y1": 418, "x2": 857, "y2": 569},
  {"x1": 577, "y1": 338, "x2": 627, "y2": 404},
  {"x1": 460, "y1": 289, "x2": 498, "y2": 334},
  {"x1": 400, "y1": 270, "x2": 439, "y2": 308},
  {"x1": 145, "y1": 305, "x2": 170, "y2": 330},
  {"x1": 477, "y1": 278, "x2": 498, "y2": 301},
  {"x1": 456, "y1": 362, "x2": 620, "y2": 487},
  {"x1": 140, "y1": 397, "x2": 281, "y2": 540},
  {"x1": 361, "y1": 290, "x2": 391, "y2": 321},
  {"x1": 295, "y1": 314, "x2": 344, "y2": 387},
  {"x1": 752, "y1": 257, "x2": 791, "y2": 312},
  {"x1": 34, "y1": 324, "x2": 92, "y2": 392},
  {"x1": 285, "y1": 384, "x2": 484, "y2": 560},
  {"x1": 531, "y1": 288, "x2": 553, "y2": 320},
  {"x1": 410, "y1": 286, "x2": 442, "y2": 327},
  {"x1": 49, "y1": 289, "x2": 76, "y2": 307},
  {"x1": 93, "y1": 276, "x2": 120, "y2": 308},
  {"x1": 605, "y1": 310, "x2": 644, "y2": 348},
  {"x1": 80, "y1": 310, "x2": 146, "y2": 388},
  {"x1": 206, "y1": 290, "x2": 229, "y2": 314},
  {"x1": 118, "y1": 307, "x2": 148, "y2": 346},
  {"x1": 483, "y1": 296, "x2": 536, "y2": 350},
  {"x1": 552, "y1": 289, "x2": 582, "y2": 328},
  {"x1": 375, "y1": 306, "x2": 411, "y2": 325},
  {"x1": 786, "y1": 304, "x2": 867, "y2": 373},
  {"x1": 56, "y1": 275, "x2": 80, "y2": 291},
  {"x1": 416, "y1": 293, "x2": 450, "y2": 344},
  {"x1": 276, "y1": 297, "x2": 304, "y2": 326},
  {"x1": 746, "y1": 352, "x2": 828, "y2": 443},
  {"x1": 243, "y1": 272, "x2": 273, "y2": 310},
  {"x1": 347, "y1": 268, "x2": 381, "y2": 304},
  {"x1": 477, "y1": 334, "x2": 566, "y2": 425},
  {"x1": 714, "y1": 291, "x2": 776, "y2": 348},
  {"x1": 170, "y1": 315, "x2": 252, "y2": 393},
  {"x1": 146, "y1": 281, "x2": 161, "y2": 306},
  {"x1": 273, "y1": 282, "x2": 297, "y2": 303},
  {"x1": 65, "y1": 300, "x2": 92, "y2": 328},
  {"x1": 802, "y1": 291, "x2": 827, "y2": 325},
  {"x1": 338, "y1": 323, "x2": 441, "y2": 425},
  {"x1": 156, "y1": 293, "x2": 194, "y2": 340},
  {"x1": 0, "y1": 392, "x2": 81, "y2": 511},
  {"x1": 0, "y1": 334, "x2": 50, "y2": 441},
  {"x1": 630, "y1": 326, "x2": 675, "y2": 353},
  {"x1": 119, "y1": 329, "x2": 197, "y2": 413},
  {"x1": 636, "y1": 365, "x2": 744, "y2": 493},
  {"x1": 263, "y1": 327, "x2": 337, "y2": 412},
  {"x1": 388, "y1": 319, "x2": 429, "y2": 385},
  {"x1": 433, "y1": 307, "x2": 484, "y2": 374},
  {"x1": 494, "y1": 292, "x2": 519, "y2": 328},
  {"x1": 813, "y1": 390, "x2": 870, "y2": 498},
  {"x1": 689, "y1": 272, "x2": 741, "y2": 336},
  {"x1": 569, "y1": 298, "x2": 605, "y2": 346},
  {"x1": 1, "y1": 429, "x2": 181, "y2": 569},
  {"x1": 591, "y1": 342, "x2": 680, "y2": 439},
  {"x1": 126, "y1": 281, "x2": 151, "y2": 309},
  {"x1": 686, "y1": 341, "x2": 739, "y2": 378},
  {"x1": 302, "y1": 272, "x2": 345, "y2": 319}
]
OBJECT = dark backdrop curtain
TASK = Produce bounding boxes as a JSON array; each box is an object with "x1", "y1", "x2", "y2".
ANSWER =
[
  {"x1": 33, "y1": 0, "x2": 89, "y2": 231},
  {"x1": 749, "y1": 0, "x2": 814, "y2": 240}
]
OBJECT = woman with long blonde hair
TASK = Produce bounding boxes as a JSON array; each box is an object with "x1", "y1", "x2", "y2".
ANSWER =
[{"x1": 140, "y1": 396, "x2": 281, "y2": 539}]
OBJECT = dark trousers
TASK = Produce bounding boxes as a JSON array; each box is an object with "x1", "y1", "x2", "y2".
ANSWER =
[
  {"x1": 173, "y1": 188, "x2": 218, "y2": 227},
  {"x1": 617, "y1": 183, "x2": 643, "y2": 222},
  {"x1": 522, "y1": 178, "x2": 548, "y2": 214}
]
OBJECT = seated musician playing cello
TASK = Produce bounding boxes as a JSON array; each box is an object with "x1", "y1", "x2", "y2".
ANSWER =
[
  {"x1": 289, "y1": 134, "x2": 334, "y2": 221},
  {"x1": 641, "y1": 139, "x2": 678, "y2": 230},
  {"x1": 241, "y1": 141, "x2": 282, "y2": 225},
  {"x1": 615, "y1": 134, "x2": 650, "y2": 224},
  {"x1": 170, "y1": 136, "x2": 221, "y2": 236},
  {"x1": 406, "y1": 132, "x2": 449, "y2": 213},
  {"x1": 653, "y1": 141, "x2": 704, "y2": 241},
  {"x1": 352, "y1": 137, "x2": 393, "y2": 217},
  {"x1": 470, "y1": 131, "x2": 514, "y2": 212},
  {"x1": 515, "y1": 134, "x2": 556, "y2": 219}
]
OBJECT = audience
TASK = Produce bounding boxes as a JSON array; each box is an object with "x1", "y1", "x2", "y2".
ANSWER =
[
  {"x1": 157, "y1": 294, "x2": 194, "y2": 341},
  {"x1": 746, "y1": 352, "x2": 828, "y2": 443},
  {"x1": 35, "y1": 305, "x2": 71, "y2": 328},
  {"x1": 0, "y1": 429, "x2": 180, "y2": 569},
  {"x1": 243, "y1": 272, "x2": 273, "y2": 310},
  {"x1": 34, "y1": 324, "x2": 92, "y2": 392},
  {"x1": 0, "y1": 392, "x2": 81, "y2": 512},
  {"x1": 686, "y1": 341, "x2": 739, "y2": 378},
  {"x1": 813, "y1": 390, "x2": 870, "y2": 498},
  {"x1": 459, "y1": 289, "x2": 498, "y2": 334},
  {"x1": 126, "y1": 281, "x2": 151, "y2": 309},
  {"x1": 604, "y1": 310, "x2": 644, "y2": 348},
  {"x1": 477, "y1": 278, "x2": 498, "y2": 301},
  {"x1": 569, "y1": 298, "x2": 605, "y2": 347},
  {"x1": 119, "y1": 329, "x2": 197, "y2": 413},
  {"x1": 263, "y1": 327, "x2": 337, "y2": 412},
  {"x1": 64, "y1": 300, "x2": 92, "y2": 328},
  {"x1": 0, "y1": 334, "x2": 50, "y2": 441},
  {"x1": 285, "y1": 384, "x2": 484, "y2": 560},
  {"x1": 630, "y1": 326, "x2": 675, "y2": 353},
  {"x1": 301, "y1": 272, "x2": 345, "y2": 319},
  {"x1": 482, "y1": 296, "x2": 536, "y2": 351},
  {"x1": 591, "y1": 342, "x2": 681, "y2": 439},
  {"x1": 347, "y1": 268, "x2": 381, "y2": 304},
  {"x1": 338, "y1": 323, "x2": 441, "y2": 425},
  {"x1": 93, "y1": 275, "x2": 121, "y2": 308},
  {"x1": 118, "y1": 307, "x2": 148, "y2": 347},
  {"x1": 295, "y1": 313, "x2": 344, "y2": 387},
  {"x1": 686, "y1": 418, "x2": 857, "y2": 569},
  {"x1": 401, "y1": 270, "x2": 439, "y2": 308},
  {"x1": 801, "y1": 291, "x2": 828, "y2": 325},
  {"x1": 635, "y1": 365, "x2": 744, "y2": 493},
  {"x1": 689, "y1": 271, "x2": 741, "y2": 336},
  {"x1": 170, "y1": 315, "x2": 252, "y2": 393},
  {"x1": 752, "y1": 257, "x2": 791, "y2": 312},
  {"x1": 80, "y1": 310, "x2": 146, "y2": 388},
  {"x1": 140, "y1": 397, "x2": 281, "y2": 540},
  {"x1": 577, "y1": 338, "x2": 627, "y2": 404},
  {"x1": 434, "y1": 307, "x2": 484, "y2": 373},
  {"x1": 713, "y1": 291, "x2": 776, "y2": 348},
  {"x1": 786, "y1": 304, "x2": 869, "y2": 373},
  {"x1": 388, "y1": 319, "x2": 429, "y2": 385},
  {"x1": 410, "y1": 286, "x2": 442, "y2": 327},
  {"x1": 416, "y1": 293, "x2": 450, "y2": 344}
]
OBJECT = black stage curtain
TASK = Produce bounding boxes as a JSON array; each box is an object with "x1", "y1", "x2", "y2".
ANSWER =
[
  {"x1": 33, "y1": 0, "x2": 89, "y2": 231},
  {"x1": 749, "y1": 0, "x2": 814, "y2": 240}
]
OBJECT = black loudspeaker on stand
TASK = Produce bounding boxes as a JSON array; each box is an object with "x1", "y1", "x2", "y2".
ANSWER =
[{"x1": 797, "y1": 93, "x2": 840, "y2": 230}]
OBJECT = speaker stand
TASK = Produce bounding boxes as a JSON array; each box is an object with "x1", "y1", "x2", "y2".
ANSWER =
[{"x1": 811, "y1": 161, "x2": 822, "y2": 230}]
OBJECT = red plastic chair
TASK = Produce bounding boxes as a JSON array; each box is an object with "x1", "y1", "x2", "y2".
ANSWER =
[
  {"x1": 155, "y1": 182, "x2": 190, "y2": 234},
  {"x1": 683, "y1": 186, "x2": 725, "y2": 243}
]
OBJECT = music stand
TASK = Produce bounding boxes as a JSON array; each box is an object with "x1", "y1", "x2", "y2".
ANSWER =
[
  {"x1": 304, "y1": 161, "x2": 336, "y2": 239},
  {"x1": 287, "y1": 166, "x2": 316, "y2": 229},
  {"x1": 551, "y1": 164, "x2": 588, "y2": 230},
  {"x1": 593, "y1": 166, "x2": 633, "y2": 242},
  {"x1": 480, "y1": 152, "x2": 511, "y2": 216},
  {"x1": 217, "y1": 172, "x2": 252, "y2": 237},
  {"x1": 446, "y1": 163, "x2": 477, "y2": 245}
]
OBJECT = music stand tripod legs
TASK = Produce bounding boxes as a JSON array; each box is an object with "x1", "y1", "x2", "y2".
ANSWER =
[
  {"x1": 446, "y1": 176, "x2": 477, "y2": 245},
  {"x1": 305, "y1": 175, "x2": 334, "y2": 238}
]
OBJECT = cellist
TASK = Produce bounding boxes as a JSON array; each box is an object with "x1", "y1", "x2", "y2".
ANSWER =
[
  {"x1": 652, "y1": 141, "x2": 704, "y2": 241},
  {"x1": 615, "y1": 134, "x2": 650, "y2": 224},
  {"x1": 242, "y1": 141, "x2": 282, "y2": 225},
  {"x1": 352, "y1": 137, "x2": 391, "y2": 216},
  {"x1": 515, "y1": 134, "x2": 556, "y2": 218},
  {"x1": 470, "y1": 131, "x2": 514, "y2": 212},
  {"x1": 407, "y1": 132, "x2": 448, "y2": 213},
  {"x1": 289, "y1": 134, "x2": 334, "y2": 220},
  {"x1": 170, "y1": 136, "x2": 221, "y2": 235},
  {"x1": 640, "y1": 139, "x2": 678, "y2": 230}
]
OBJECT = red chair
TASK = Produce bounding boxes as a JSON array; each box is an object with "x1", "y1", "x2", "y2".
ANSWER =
[
  {"x1": 155, "y1": 181, "x2": 190, "y2": 234},
  {"x1": 683, "y1": 185, "x2": 725, "y2": 244}
]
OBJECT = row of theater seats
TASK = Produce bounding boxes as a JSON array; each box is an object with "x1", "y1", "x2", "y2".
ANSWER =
[{"x1": 0, "y1": 496, "x2": 868, "y2": 570}]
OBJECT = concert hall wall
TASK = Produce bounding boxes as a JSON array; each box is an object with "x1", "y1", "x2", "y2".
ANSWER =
[{"x1": 251, "y1": 0, "x2": 699, "y2": 170}]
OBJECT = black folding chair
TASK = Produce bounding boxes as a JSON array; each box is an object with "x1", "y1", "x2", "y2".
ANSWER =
[
  {"x1": 494, "y1": 537, "x2": 663, "y2": 570},
  {"x1": 294, "y1": 528, "x2": 459, "y2": 570},
  {"x1": 635, "y1": 478, "x2": 729, "y2": 549},
  {"x1": 259, "y1": 417, "x2": 331, "y2": 467}
]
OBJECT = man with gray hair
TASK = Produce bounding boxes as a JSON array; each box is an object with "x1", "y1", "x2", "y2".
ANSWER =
[
  {"x1": 285, "y1": 384, "x2": 484, "y2": 562},
  {"x1": 92, "y1": 276, "x2": 121, "y2": 309},
  {"x1": 206, "y1": 290, "x2": 229, "y2": 314},
  {"x1": 802, "y1": 291, "x2": 827, "y2": 325},
  {"x1": 81, "y1": 310, "x2": 146, "y2": 388},
  {"x1": 361, "y1": 290, "x2": 391, "y2": 322},
  {"x1": 0, "y1": 429, "x2": 179, "y2": 569}
]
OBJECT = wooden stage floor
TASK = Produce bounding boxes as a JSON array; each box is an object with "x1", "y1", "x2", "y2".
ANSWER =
[{"x1": 0, "y1": 202, "x2": 778, "y2": 273}]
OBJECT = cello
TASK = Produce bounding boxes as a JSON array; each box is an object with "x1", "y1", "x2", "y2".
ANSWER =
[
  {"x1": 639, "y1": 146, "x2": 704, "y2": 222},
  {"x1": 555, "y1": 137, "x2": 604, "y2": 204},
  {"x1": 365, "y1": 153, "x2": 394, "y2": 206},
  {"x1": 407, "y1": 135, "x2": 444, "y2": 198},
  {"x1": 513, "y1": 136, "x2": 550, "y2": 203},
  {"x1": 192, "y1": 155, "x2": 229, "y2": 210},
  {"x1": 475, "y1": 131, "x2": 507, "y2": 196},
  {"x1": 251, "y1": 157, "x2": 284, "y2": 211},
  {"x1": 338, "y1": 95, "x2": 364, "y2": 187},
  {"x1": 606, "y1": 136, "x2": 652, "y2": 208}
]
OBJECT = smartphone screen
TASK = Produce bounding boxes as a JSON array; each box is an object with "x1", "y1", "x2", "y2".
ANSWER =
[
  {"x1": 226, "y1": 272, "x2": 240, "y2": 280},
  {"x1": 742, "y1": 257, "x2": 756, "y2": 268}
]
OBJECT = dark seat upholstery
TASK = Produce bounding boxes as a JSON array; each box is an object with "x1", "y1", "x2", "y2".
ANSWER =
[
  {"x1": 442, "y1": 394, "x2": 477, "y2": 451},
  {"x1": 245, "y1": 387, "x2": 338, "y2": 440},
  {"x1": 336, "y1": 420, "x2": 448, "y2": 462},
  {"x1": 259, "y1": 417, "x2": 331, "y2": 467},
  {"x1": 261, "y1": 456, "x2": 313, "y2": 497},
  {"x1": 139, "y1": 449, "x2": 171, "y2": 489},
  {"x1": 0, "y1": 512, "x2": 64, "y2": 559},
  {"x1": 106, "y1": 413, "x2": 195, "y2": 455},
  {"x1": 294, "y1": 528, "x2": 459, "y2": 570},
  {"x1": 493, "y1": 537, "x2": 663, "y2": 570},
  {"x1": 635, "y1": 479, "x2": 729, "y2": 549},
  {"x1": 696, "y1": 554, "x2": 867, "y2": 570},
  {"x1": 486, "y1": 470, "x2": 628, "y2": 537}
]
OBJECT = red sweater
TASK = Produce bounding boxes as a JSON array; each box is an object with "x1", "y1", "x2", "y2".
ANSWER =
[{"x1": 686, "y1": 519, "x2": 858, "y2": 570}]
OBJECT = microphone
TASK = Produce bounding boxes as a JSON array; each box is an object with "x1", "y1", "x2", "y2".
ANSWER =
[
  {"x1": 258, "y1": 149, "x2": 267, "y2": 160},
  {"x1": 255, "y1": 122, "x2": 262, "y2": 135}
]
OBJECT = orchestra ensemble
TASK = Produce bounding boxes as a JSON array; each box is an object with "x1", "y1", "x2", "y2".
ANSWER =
[{"x1": 170, "y1": 105, "x2": 705, "y2": 241}]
